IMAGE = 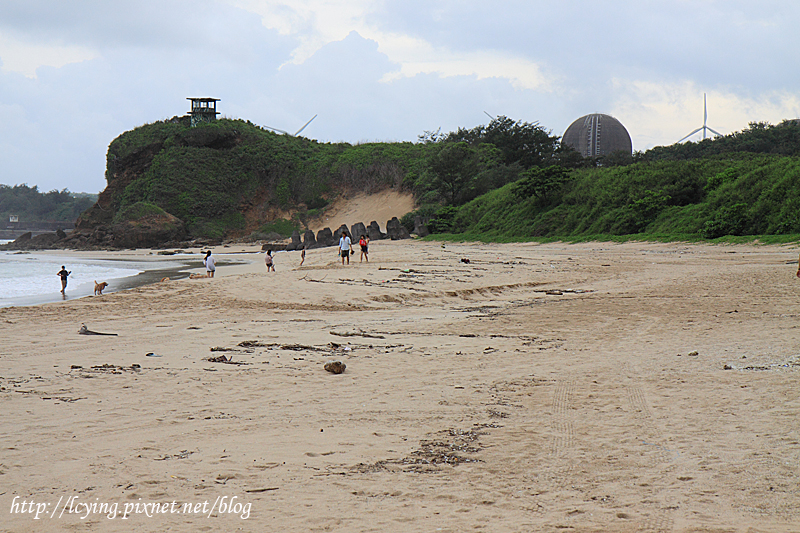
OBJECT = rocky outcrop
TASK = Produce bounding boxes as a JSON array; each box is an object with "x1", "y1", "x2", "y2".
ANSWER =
[
  {"x1": 367, "y1": 221, "x2": 385, "y2": 240},
  {"x1": 33, "y1": 117, "x2": 422, "y2": 250},
  {"x1": 324, "y1": 361, "x2": 346, "y2": 374},
  {"x1": 350, "y1": 222, "x2": 367, "y2": 240},
  {"x1": 413, "y1": 216, "x2": 430, "y2": 237},
  {"x1": 302, "y1": 230, "x2": 316, "y2": 248},
  {"x1": 315, "y1": 227, "x2": 334, "y2": 247},
  {"x1": 286, "y1": 230, "x2": 302, "y2": 251},
  {"x1": 260, "y1": 243, "x2": 290, "y2": 251},
  {"x1": 386, "y1": 217, "x2": 410, "y2": 240},
  {"x1": 110, "y1": 213, "x2": 187, "y2": 249},
  {"x1": 0, "y1": 231, "x2": 58, "y2": 251},
  {"x1": 75, "y1": 143, "x2": 165, "y2": 232},
  {"x1": 333, "y1": 224, "x2": 351, "y2": 241}
]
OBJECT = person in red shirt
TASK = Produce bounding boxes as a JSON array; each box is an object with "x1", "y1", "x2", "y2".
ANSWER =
[{"x1": 359, "y1": 235, "x2": 369, "y2": 263}]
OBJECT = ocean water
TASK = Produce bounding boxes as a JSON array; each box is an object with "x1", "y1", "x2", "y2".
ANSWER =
[{"x1": 0, "y1": 249, "x2": 191, "y2": 307}]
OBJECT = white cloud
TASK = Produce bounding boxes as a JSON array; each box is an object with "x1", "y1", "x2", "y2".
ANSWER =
[
  {"x1": 0, "y1": 32, "x2": 98, "y2": 78},
  {"x1": 224, "y1": 0, "x2": 375, "y2": 63},
  {"x1": 225, "y1": 0, "x2": 550, "y2": 89},
  {"x1": 381, "y1": 47, "x2": 548, "y2": 91}
]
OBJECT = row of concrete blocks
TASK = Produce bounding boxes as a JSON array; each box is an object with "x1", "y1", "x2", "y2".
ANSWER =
[{"x1": 269, "y1": 217, "x2": 412, "y2": 252}]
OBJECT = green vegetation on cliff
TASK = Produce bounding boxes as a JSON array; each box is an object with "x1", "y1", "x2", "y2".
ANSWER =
[
  {"x1": 99, "y1": 114, "x2": 800, "y2": 243},
  {"x1": 104, "y1": 119, "x2": 428, "y2": 238},
  {"x1": 413, "y1": 120, "x2": 800, "y2": 242},
  {"x1": 438, "y1": 153, "x2": 800, "y2": 241}
]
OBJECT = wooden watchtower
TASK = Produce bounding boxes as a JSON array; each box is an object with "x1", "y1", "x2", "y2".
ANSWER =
[{"x1": 187, "y1": 97, "x2": 220, "y2": 127}]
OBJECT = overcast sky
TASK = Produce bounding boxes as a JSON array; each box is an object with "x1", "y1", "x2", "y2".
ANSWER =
[{"x1": 1, "y1": 1, "x2": 799, "y2": 193}]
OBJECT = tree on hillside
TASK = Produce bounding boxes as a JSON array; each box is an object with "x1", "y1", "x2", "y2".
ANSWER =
[
  {"x1": 425, "y1": 142, "x2": 501, "y2": 205},
  {"x1": 641, "y1": 120, "x2": 800, "y2": 161},
  {"x1": 427, "y1": 142, "x2": 481, "y2": 205},
  {"x1": 514, "y1": 165, "x2": 573, "y2": 204},
  {"x1": 445, "y1": 115, "x2": 564, "y2": 169}
]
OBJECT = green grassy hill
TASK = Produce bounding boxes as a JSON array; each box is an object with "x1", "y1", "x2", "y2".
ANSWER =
[
  {"x1": 428, "y1": 153, "x2": 800, "y2": 242},
  {"x1": 415, "y1": 120, "x2": 800, "y2": 243},
  {"x1": 78, "y1": 115, "x2": 800, "y2": 245},
  {"x1": 83, "y1": 118, "x2": 430, "y2": 240}
]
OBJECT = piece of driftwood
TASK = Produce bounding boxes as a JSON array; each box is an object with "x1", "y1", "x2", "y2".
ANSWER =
[{"x1": 78, "y1": 323, "x2": 118, "y2": 336}]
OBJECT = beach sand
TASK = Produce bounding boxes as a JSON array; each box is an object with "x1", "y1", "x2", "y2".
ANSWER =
[
  {"x1": 308, "y1": 189, "x2": 415, "y2": 234},
  {"x1": 1, "y1": 240, "x2": 799, "y2": 531}
]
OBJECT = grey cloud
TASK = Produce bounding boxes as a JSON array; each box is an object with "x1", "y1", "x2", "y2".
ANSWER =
[
  {"x1": 372, "y1": 1, "x2": 800, "y2": 92},
  {"x1": 0, "y1": 0, "x2": 288, "y2": 59}
]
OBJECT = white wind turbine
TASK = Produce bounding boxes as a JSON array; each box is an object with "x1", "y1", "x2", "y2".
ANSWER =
[
  {"x1": 678, "y1": 94, "x2": 723, "y2": 143},
  {"x1": 264, "y1": 114, "x2": 318, "y2": 137}
]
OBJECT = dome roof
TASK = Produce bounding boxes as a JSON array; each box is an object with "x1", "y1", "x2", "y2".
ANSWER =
[{"x1": 562, "y1": 114, "x2": 632, "y2": 157}]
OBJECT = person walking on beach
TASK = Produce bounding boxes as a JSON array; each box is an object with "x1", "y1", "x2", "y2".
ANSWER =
[
  {"x1": 265, "y1": 250, "x2": 275, "y2": 272},
  {"x1": 359, "y1": 234, "x2": 369, "y2": 263},
  {"x1": 57, "y1": 266, "x2": 71, "y2": 294},
  {"x1": 300, "y1": 246, "x2": 306, "y2": 267},
  {"x1": 339, "y1": 231, "x2": 353, "y2": 265},
  {"x1": 204, "y1": 250, "x2": 216, "y2": 278}
]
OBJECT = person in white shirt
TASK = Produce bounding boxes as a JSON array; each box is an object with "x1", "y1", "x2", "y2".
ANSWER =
[
  {"x1": 205, "y1": 250, "x2": 216, "y2": 277},
  {"x1": 339, "y1": 232, "x2": 352, "y2": 265}
]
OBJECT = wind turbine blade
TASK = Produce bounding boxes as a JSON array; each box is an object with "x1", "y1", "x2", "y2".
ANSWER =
[
  {"x1": 294, "y1": 114, "x2": 317, "y2": 136},
  {"x1": 703, "y1": 93, "x2": 708, "y2": 126},
  {"x1": 484, "y1": 111, "x2": 495, "y2": 121},
  {"x1": 707, "y1": 127, "x2": 724, "y2": 137},
  {"x1": 264, "y1": 125, "x2": 290, "y2": 135},
  {"x1": 678, "y1": 127, "x2": 704, "y2": 143}
]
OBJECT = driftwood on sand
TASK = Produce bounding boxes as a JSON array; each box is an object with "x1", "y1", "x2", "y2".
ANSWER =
[{"x1": 78, "y1": 323, "x2": 118, "y2": 336}]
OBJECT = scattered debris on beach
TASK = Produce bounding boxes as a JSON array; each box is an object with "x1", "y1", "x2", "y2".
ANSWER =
[
  {"x1": 352, "y1": 423, "x2": 499, "y2": 474},
  {"x1": 324, "y1": 361, "x2": 346, "y2": 374},
  {"x1": 78, "y1": 323, "x2": 118, "y2": 336},
  {"x1": 723, "y1": 358, "x2": 800, "y2": 371},
  {"x1": 154, "y1": 449, "x2": 195, "y2": 461},
  {"x1": 206, "y1": 355, "x2": 249, "y2": 365},
  {"x1": 330, "y1": 330, "x2": 385, "y2": 339},
  {"x1": 69, "y1": 363, "x2": 141, "y2": 375}
]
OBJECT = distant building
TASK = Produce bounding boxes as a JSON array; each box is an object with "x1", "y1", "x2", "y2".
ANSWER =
[
  {"x1": 187, "y1": 97, "x2": 220, "y2": 127},
  {"x1": 562, "y1": 113, "x2": 632, "y2": 157},
  {"x1": 9, "y1": 215, "x2": 18, "y2": 223}
]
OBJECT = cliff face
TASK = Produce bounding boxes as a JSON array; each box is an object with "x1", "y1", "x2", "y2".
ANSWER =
[
  {"x1": 1, "y1": 117, "x2": 418, "y2": 250},
  {"x1": 76, "y1": 143, "x2": 165, "y2": 232}
]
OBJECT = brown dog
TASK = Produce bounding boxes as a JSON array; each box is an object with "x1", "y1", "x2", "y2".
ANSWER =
[{"x1": 94, "y1": 281, "x2": 108, "y2": 295}]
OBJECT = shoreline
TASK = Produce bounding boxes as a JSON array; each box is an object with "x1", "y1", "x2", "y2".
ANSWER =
[{"x1": 0, "y1": 246, "x2": 265, "y2": 308}]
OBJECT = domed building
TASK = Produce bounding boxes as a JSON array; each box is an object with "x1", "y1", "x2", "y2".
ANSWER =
[{"x1": 562, "y1": 114, "x2": 632, "y2": 157}]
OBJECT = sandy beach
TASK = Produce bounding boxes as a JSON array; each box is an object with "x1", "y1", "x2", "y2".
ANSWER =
[{"x1": 1, "y1": 239, "x2": 799, "y2": 532}]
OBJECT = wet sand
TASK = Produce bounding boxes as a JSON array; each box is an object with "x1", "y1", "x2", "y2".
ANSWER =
[{"x1": 1, "y1": 240, "x2": 799, "y2": 532}]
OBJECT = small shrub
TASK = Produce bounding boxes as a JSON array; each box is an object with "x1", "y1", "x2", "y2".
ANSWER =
[
  {"x1": 304, "y1": 196, "x2": 328, "y2": 210},
  {"x1": 705, "y1": 168, "x2": 737, "y2": 191},
  {"x1": 113, "y1": 202, "x2": 168, "y2": 224},
  {"x1": 427, "y1": 206, "x2": 460, "y2": 233},
  {"x1": 258, "y1": 218, "x2": 297, "y2": 238},
  {"x1": 700, "y1": 203, "x2": 750, "y2": 238}
]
